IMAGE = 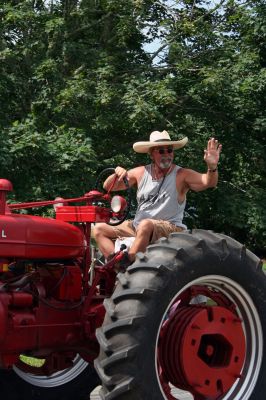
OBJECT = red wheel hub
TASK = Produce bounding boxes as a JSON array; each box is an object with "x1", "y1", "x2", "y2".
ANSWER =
[{"x1": 158, "y1": 306, "x2": 246, "y2": 398}]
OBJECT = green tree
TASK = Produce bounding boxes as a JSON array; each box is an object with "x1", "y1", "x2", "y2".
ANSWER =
[{"x1": 0, "y1": 0, "x2": 265, "y2": 252}]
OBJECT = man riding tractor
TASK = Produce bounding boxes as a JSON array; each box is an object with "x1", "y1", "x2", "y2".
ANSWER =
[{"x1": 93, "y1": 130, "x2": 222, "y2": 266}]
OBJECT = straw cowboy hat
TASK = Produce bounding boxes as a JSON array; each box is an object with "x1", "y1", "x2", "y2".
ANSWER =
[{"x1": 133, "y1": 130, "x2": 188, "y2": 153}]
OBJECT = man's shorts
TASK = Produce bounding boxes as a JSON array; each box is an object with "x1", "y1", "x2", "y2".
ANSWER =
[{"x1": 113, "y1": 219, "x2": 184, "y2": 243}]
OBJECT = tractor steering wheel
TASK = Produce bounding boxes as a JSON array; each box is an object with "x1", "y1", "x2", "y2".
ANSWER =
[{"x1": 94, "y1": 168, "x2": 132, "y2": 226}]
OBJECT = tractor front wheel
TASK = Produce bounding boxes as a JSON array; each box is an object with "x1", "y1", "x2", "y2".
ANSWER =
[
  {"x1": 0, "y1": 355, "x2": 100, "y2": 400},
  {"x1": 95, "y1": 230, "x2": 266, "y2": 400}
]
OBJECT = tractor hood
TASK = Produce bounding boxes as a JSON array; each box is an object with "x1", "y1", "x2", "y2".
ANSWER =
[{"x1": 0, "y1": 214, "x2": 85, "y2": 259}]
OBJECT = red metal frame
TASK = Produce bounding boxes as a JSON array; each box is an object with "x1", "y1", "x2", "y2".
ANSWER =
[{"x1": 0, "y1": 180, "x2": 119, "y2": 372}]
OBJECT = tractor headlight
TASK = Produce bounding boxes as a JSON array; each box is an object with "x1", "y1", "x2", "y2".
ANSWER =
[{"x1": 111, "y1": 196, "x2": 127, "y2": 213}]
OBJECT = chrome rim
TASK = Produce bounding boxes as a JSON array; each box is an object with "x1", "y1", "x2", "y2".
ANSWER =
[{"x1": 13, "y1": 355, "x2": 88, "y2": 387}]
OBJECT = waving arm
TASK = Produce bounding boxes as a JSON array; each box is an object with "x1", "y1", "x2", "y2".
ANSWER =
[{"x1": 183, "y1": 138, "x2": 222, "y2": 192}]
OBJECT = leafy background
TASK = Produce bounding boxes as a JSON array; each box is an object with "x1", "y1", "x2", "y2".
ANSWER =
[{"x1": 0, "y1": 0, "x2": 265, "y2": 255}]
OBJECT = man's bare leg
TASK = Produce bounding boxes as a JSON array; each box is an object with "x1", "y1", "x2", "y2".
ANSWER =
[
  {"x1": 93, "y1": 223, "x2": 118, "y2": 259},
  {"x1": 128, "y1": 219, "x2": 154, "y2": 262},
  {"x1": 94, "y1": 219, "x2": 154, "y2": 265}
]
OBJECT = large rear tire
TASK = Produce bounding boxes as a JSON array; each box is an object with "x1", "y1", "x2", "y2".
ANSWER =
[
  {"x1": 0, "y1": 356, "x2": 100, "y2": 400},
  {"x1": 95, "y1": 230, "x2": 266, "y2": 399}
]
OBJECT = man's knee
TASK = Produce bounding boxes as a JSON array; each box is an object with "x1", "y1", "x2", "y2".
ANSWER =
[
  {"x1": 136, "y1": 219, "x2": 154, "y2": 235},
  {"x1": 93, "y1": 223, "x2": 109, "y2": 238}
]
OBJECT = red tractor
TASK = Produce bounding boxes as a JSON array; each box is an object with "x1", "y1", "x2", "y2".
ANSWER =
[{"x1": 0, "y1": 169, "x2": 265, "y2": 400}]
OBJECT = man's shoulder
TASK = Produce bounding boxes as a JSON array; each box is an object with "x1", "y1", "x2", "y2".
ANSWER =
[
  {"x1": 128, "y1": 165, "x2": 146, "y2": 185},
  {"x1": 175, "y1": 165, "x2": 185, "y2": 174},
  {"x1": 175, "y1": 166, "x2": 192, "y2": 181},
  {"x1": 176, "y1": 166, "x2": 192, "y2": 174},
  {"x1": 129, "y1": 165, "x2": 146, "y2": 175},
  {"x1": 176, "y1": 167, "x2": 200, "y2": 187}
]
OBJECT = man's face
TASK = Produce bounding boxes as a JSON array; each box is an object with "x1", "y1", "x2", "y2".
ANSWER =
[{"x1": 151, "y1": 146, "x2": 174, "y2": 169}]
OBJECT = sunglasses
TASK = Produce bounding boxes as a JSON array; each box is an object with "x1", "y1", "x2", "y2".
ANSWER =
[{"x1": 154, "y1": 147, "x2": 173, "y2": 155}]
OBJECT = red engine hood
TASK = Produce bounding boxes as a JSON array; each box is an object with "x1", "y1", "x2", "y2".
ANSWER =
[{"x1": 0, "y1": 214, "x2": 85, "y2": 259}]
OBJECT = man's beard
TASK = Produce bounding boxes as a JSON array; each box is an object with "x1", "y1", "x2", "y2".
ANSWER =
[{"x1": 159, "y1": 158, "x2": 172, "y2": 169}]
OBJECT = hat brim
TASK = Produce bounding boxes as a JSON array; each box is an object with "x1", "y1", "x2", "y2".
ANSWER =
[{"x1": 133, "y1": 137, "x2": 188, "y2": 153}]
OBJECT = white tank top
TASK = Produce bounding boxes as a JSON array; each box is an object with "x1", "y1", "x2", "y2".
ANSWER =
[{"x1": 133, "y1": 164, "x2": 187, "y2": 229}]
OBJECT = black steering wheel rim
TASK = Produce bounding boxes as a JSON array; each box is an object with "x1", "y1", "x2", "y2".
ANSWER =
[{"x1": 94, "y1": 168, "x2": 132, "y2": 226}]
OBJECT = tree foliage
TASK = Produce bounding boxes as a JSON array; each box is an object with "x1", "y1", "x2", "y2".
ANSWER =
[{"x1": 0, "y1": 0, "x2": 265, "y2": 253}]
